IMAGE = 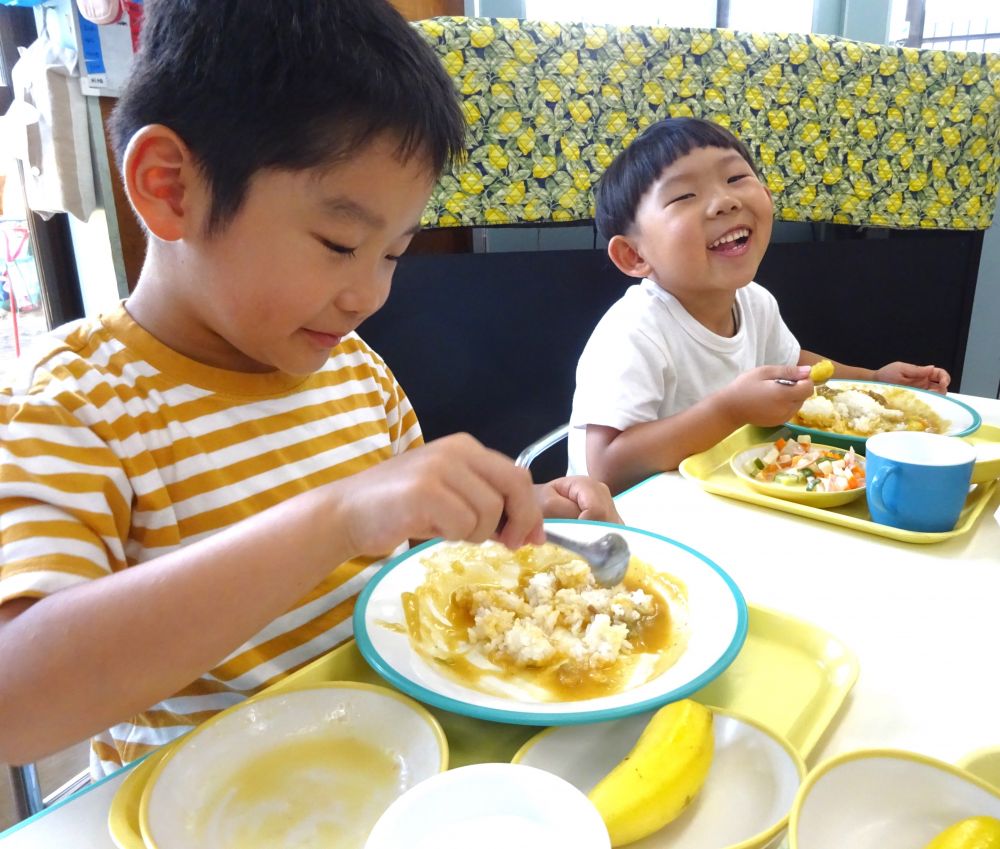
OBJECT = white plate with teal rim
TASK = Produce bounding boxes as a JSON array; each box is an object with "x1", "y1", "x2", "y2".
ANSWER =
[
  {"x1": 353, "y1": 519, "x2": 748, "y2": 726},
  {"x1": 786, "y1": 380, "x2": 981, "y2": 453}
]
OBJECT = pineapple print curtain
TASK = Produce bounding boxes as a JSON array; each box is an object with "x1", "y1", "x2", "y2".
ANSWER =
[{"x1": 416, "y1": 17, "x2": 1000, "y2": 231}]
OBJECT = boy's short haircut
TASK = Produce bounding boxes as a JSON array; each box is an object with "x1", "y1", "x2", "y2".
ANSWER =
[
  {"x1": 109, "y1": 0, "x2": 466, "y2": 234},
  {"x1": 594, "y1": 117, "x2": 759, "y2": 241}
]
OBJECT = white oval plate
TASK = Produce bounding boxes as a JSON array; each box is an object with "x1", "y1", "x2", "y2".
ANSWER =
[
  {"x1": 513, "y1": 707, "x2": 805, "y2": 849},
  {"x1": 140, "y1": 682, "x2": 447, "y2": 849},
  {"x1": 353, "y1": 520, "x2": 748, "y2": 725}
]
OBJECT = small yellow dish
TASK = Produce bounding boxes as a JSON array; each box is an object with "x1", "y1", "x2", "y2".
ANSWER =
[
  {"x1": 730, "y1": 442, "x2": 866, "y2": 509},
  {"x1": 788, "y1": 748, "x2": 1000, "y2": 849},
  {"x1": 513, "y1": 706, "x2": 805, "y2": 849},
  {"x1": 108, "y1": 750, "x2": 165, "y2": 849}
]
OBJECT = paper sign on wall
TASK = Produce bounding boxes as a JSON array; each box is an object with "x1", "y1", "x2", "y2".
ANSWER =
[{"x1": 76, "y1": 0, "x2": 140, "y2": 95}]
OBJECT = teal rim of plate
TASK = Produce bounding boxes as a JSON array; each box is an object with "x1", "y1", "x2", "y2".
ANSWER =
[
  {"x1": 352, "y1": 518, "x2": 749, "y2": 726},
  {"x1": 784, "y1": 381, "x2": 982, "y2": 444}
]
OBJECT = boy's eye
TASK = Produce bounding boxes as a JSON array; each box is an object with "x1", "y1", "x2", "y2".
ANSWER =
[
  {"x1": 727, "y1": 174, "x2": 750, "y2": 184},
  {"x1": 385, "y1": 254, "x2": 401, "y2": 263},
  {"x1": 320, "y1": 238, "x2": 358, "y2": 257},
  {"x1": 667, "y1": 193, "x2": 695, "y2": 205}
]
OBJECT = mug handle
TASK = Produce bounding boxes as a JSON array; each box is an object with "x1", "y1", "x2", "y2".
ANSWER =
[{"x1": 868, "y1": 465, "x2": 898, "y2": 516}]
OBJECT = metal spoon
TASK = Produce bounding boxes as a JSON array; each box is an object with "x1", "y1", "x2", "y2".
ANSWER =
[{"x1": 544, "y1": 530, "x2": 631, "y2": 587}]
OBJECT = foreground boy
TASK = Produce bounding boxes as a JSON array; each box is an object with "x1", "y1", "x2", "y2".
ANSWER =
[
  {"x1": 570, "y1": 118, "x2": 950, "y2": 492},
  {"x1": 0, "y1": 0, "x2": 617, "y2": 775}
]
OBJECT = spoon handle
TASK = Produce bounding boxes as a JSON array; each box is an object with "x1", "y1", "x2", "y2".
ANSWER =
[{"x1": 543, "y1": 530, "x2": 589, "y2": 560}]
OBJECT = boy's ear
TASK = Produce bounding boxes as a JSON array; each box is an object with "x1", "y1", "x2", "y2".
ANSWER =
[
  {"x1": 607, "y1": 234, "x2": 651, "y2": 279},
  {"x1": 122, "y1": 125, "x2": 203, "y2": 241}
]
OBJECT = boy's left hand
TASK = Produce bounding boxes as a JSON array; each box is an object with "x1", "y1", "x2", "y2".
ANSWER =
[
  {"x1": 535, "y1": 476, "x2": 622, "y2": 524},
  {"x1": 873, "y1": 362, "x2": 951, "y2": 394}
]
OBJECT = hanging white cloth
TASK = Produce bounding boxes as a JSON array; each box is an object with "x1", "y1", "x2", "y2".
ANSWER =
[{"x1": 1, "y1": 27, "x2": 96, "y2": 221}]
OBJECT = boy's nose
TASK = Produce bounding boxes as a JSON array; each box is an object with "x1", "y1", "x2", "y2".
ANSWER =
[
  {"x1": 708, "y1": 192, "x2": 741, "y2": 216},
  {"x1": 335, "y1": 271, "x2": 392, "y2": 318}
]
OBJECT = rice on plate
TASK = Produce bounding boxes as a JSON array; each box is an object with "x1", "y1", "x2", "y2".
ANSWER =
[
  {"x1": 402, "y1": 541, "x2": 689, "y2": 702},
  {"x1": 794, "y1": 384, "x2": 947, "y2": 437}
]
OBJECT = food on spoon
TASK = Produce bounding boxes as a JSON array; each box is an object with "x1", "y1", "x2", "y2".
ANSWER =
[
  {"x1": 794, "y1": 383, "x2": 946, "y2": 436},
  {"x1": 809, "y1": 359, "x2": 835, "y2": 384},
  {"x1": 588, "y1": 699, "x2": 714, "y2": 847},
  {"x1": 402, "y1": 541, "x2": 689, "y2": 701},
  {"x1": 745, "y1": 435, "x2": 865, "y2": 493},
  {"x1": 922, "y1": 815, "x2": 1000, "y2": 849}
]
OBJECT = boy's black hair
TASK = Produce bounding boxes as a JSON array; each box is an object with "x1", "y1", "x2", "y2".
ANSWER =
[
  {"x1": 594, "y1": 118, "x2": 759, "y2": 241},
  {"x1": 109, "y1": 0, "x2": 466, "y2": 233}
]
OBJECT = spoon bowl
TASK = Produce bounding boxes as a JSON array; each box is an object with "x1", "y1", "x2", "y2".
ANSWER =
[{"x1": 544, "y1": 530, "x2": 630, "y2": 587}]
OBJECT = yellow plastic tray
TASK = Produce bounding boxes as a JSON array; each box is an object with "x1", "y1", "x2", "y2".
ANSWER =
[
  {"x1": 693, "y1": 604, "x2": 858, "y2": 758},
  {"x1": 108, "y1": 603, "x2": 857, "y2": 848},
  {"x1": 679, "y1": 424, "x2": 999, "y2": 544},
  {"x1": 957, "y1": 745, "x2": 1000, "y2": 791}
]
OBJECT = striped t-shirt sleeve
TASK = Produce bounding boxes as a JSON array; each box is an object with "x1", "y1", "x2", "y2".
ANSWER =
[
  {"x1": 1, "y1": 378, "x2": 133, "y2": 604},
  {"x1": 0, "y1": 314, "x2": 428, "y2": 775}
]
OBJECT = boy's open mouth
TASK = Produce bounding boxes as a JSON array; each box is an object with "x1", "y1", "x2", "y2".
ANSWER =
[{"x1": 708, "y1": 227, "x2": 751, "y2": 255}]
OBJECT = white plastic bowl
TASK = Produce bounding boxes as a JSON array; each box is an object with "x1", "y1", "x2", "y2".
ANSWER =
[
  {"x1": 140, "y1": 682, "x2": 447, "y2": 849},
  {"x1": 789, "y1": 749, "x2": 1000, "y2": 849},
  {"x1": 364, "y1": 762, "x2": 610, "y2": 849},
  {"x1": 513, "y1": 706, "x2": 805, "y2": 849}
]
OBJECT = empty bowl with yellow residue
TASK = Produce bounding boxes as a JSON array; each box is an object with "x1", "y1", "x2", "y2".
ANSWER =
[{"x1": 139, "y1": 681, "x2": 447, "y2": 849}]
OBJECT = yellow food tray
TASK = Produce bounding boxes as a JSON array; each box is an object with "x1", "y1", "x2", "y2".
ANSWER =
[
  {"x1": 693, "y1": 604, "x2": 858, "y2": 758},
  {"x1": 679, "y1": 424, "x2": 999, "y2": 544},
  {"x1": 958, "y1": 745, "x2": 1000, "y2": 791},
  {"x1": 108, "y1": 603, "x2": 857, "y2": 848}
]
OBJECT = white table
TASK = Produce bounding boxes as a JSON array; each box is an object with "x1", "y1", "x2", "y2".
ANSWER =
[
  {"x1": 3, "y1": 393, "x2": 999, "y2": 847},
  {"x1": 615, "y1": 392, "x2": 1000, "y2": 768}
]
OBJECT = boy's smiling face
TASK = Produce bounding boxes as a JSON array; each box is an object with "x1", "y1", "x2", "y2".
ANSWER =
[
  {"x1": 135, "y1": 135, "x2": 437, "y2": 375},
  {"x1": 622, "y1": 145, "x2": 773, "y2": 309}
]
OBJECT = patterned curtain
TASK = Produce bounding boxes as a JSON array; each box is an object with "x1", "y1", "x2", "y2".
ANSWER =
[{"x1": 416, "y1": 18, "x2": 1000, "y2": 231}]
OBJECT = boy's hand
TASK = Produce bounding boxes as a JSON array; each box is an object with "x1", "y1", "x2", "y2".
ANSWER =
[
  {"x1": 535, "y1": 476, "x2": 622, "y2": 524},
  {"x1": 337, "y1": 434, "x2": 545, "y2": 556},
  {"x1": 873, "y1": 362, "x2": 951, "y2": 394},
  {"x1": 721, "y1": 365, "x2": 815, "y2": 427}
]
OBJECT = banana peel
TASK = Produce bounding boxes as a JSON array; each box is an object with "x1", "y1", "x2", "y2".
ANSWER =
[
  {"x1": 923, "y1": 815, "x2": 1000, "y2": 849},
  {"x1": 588, "y1": 700, "x2": 714, "y2": 847}
]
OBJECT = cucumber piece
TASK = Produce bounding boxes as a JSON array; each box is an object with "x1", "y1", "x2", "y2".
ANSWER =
[{"x1": 774, "y1": 471, "x2": 804, "y2": 486}]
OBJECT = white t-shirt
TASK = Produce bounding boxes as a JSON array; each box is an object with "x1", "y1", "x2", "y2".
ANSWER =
[{"x1": 568, "y1": 279, "x2": 800, "y2": 475}]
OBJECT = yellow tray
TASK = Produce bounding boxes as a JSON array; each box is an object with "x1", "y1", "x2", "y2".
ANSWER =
[
  {"x1": 693, "y1": 604, "x2": 858, "y2": 758},
  {"x1": 679, "y1": 424, "x2": 1000, "y2": 544},
  {"x1": 958, "y1": 745, "x2": 1000, "y2": 791},
  {"x1": 108, "y1": 603, "x2": 857, "y2": 848}
]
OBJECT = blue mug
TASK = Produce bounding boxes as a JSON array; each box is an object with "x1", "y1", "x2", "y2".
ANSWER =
[{"x1": 866, "y1": 432, "x2": 975, "y2": 533}]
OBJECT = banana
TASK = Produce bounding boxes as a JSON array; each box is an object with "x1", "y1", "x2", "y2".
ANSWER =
[
  {"x1": 588, "y1": 699, "x2": 714, "y2": 847},
  {"x1": 809, "y1": 359, "x2": 835, "y2": 384},
  {"x1": 923, "y1": 815, "x2": 1000, "y2": 849}
]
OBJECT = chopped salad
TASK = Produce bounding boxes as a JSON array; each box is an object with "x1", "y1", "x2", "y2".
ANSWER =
[{"x1": 745, "y1": 435, "x2": 865, "y2": 493}]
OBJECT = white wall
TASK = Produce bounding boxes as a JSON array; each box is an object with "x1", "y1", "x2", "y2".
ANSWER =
[
  {"x1": 67, "y1": 208, "x2": 121, "y2": 317},
  {"x1": 962, "y1": 198, "x2": 1000, "y2": 397}
]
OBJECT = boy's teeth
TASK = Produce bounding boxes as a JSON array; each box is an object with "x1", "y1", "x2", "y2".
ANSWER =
[{"x1": 709, "y1": 229, "x2": 750, "y2": 249}]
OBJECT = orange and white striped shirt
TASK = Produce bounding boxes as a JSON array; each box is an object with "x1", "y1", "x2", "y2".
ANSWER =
[{"x1": 0, "y1": 304, "x2": 422, "y2": 776}]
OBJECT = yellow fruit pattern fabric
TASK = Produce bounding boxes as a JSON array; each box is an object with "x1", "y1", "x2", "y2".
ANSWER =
[{"x1": 415, "y1": 17, "x2": 1000, "y2": 231}]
